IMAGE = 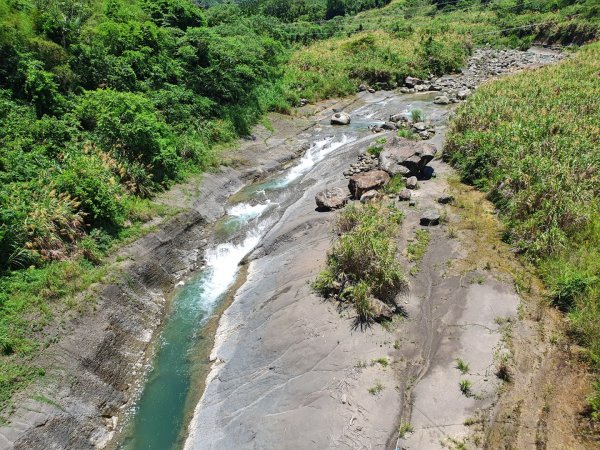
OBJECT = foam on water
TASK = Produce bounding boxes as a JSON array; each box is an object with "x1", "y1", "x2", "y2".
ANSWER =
[
  {"x1": 201, "y1": 223, "x2": 267, "y2": 306},
  {"x1": 227, "y1": 201, "x2": 273, "y2": 220},
  {"x1": 283, "y1": 134, "x2": 355, "y2": 185}
]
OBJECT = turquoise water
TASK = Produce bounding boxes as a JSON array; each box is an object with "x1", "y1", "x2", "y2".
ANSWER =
[{"x1": 119, "y1": 269, "x2": 216, "y2": 450}]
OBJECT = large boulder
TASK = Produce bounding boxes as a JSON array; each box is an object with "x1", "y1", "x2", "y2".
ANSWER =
[
  {"x1": 315, "y1": 188, "x2": 348, "y2": 211},
  {"x1": 405, "y1": 76, "x2": 423, "y2": 88},
  {"x1": 331, "y1": 112, "x2": 351, "y2": 125},
  {"x1": 433, "y1": 95, "x2": 450, "y2": 105},
  {"x1": 348, "y1": 170, "x2": 390, "y2": 198},
  {"x1": 378, "y1": 137, "x2": 437, "y2": 177}
]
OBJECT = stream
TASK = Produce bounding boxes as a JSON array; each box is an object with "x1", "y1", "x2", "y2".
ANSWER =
[{"x1": 117, "y1": 92, "x2": 447, "y2": 450}]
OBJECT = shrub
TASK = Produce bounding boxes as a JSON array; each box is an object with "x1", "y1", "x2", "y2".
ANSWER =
[
  {"x1": 76, "y1": 89, "x2": 181, "y2": 191},
  {"x1": 314, "y1": 202, "x2": 406, "y2": 322}
]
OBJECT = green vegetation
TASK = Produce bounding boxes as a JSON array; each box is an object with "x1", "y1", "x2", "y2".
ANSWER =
[
  {"x1": 406, "y1": 229, "x2": 430, "y2": 263},
  {"x1": 459, "y1": 379, "x2": 473, "y2": 396},
  {"x1": 313, "y1": 202, "x2": 406, "y2": 323},
  {"x1": 397, "y1": 129, "x2": 420, "y2": 140},
  {"x1": 368, "y1": 380, "x2": 385, "y2": 395},
  {"x1": 455, "y1": 358, "x2": 470, "y2": 375},
  {"x1": 283, "y1": 0, "x2": 599, "y2": 101},
  {"x1": 410, "y1": 109, "x2": 424, "y2": 122},
  {"x1": 406, "y1": 229, "x2": 430, "y2": 275},
  {"x1": 398, "y1": 422, "x2": 414, "y2": 438},
  {"x1": 372, "y1": 357, "x2": 389, "y2": 367},
  {"x1": 445, "y1": 43, "x2": 600, "y2": 416}
]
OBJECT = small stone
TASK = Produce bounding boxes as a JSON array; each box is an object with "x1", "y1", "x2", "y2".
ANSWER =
[
  {"x1": 409, "y1": 199, "x2": 416, "y2": 207},
  {"x1": 381, "y1": 121, "x2": 397, "y2": 130},
  {"x1": 420, "y1": 209, "x2": 441, "y2": 226},
  {"x1": 406, "y1": 176, "x2": 418, "y2": 189},
  {"x1": 457, "y1": 89, "x2": 471, "y2": 100},
  {"x1": 400, "y1": 87, "x2": 411, "y2": 94},
  {"x1": 412, "y1": 122, "x2": 427, "y2": 132},
  {"x1": 433, "y1": 95, "x2": 450, "y2": 105},
  {"x1": 437, "y1": 194, "x2": 454, "y2": 204},
  {"x1": 341, "y1": 394, "x2": 347, "y2": 404},
  {"x1": 368, "y1": 297, "x2": 394, "y2": 322},
  {"x1": 398, "y1": 189, "x2": 411, "y2": 201},
  {"x1": 368, "y1": 88, "x2": 376, "y2": 93},
  {"x1": 360, "y1": 190, "x2": 379, "y2": 203},
  {"x1": 405, "y1": 76, "x2": 422, "y2": 88}
]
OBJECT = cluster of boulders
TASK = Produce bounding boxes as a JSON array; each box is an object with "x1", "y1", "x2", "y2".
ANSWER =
[
  {"x1": 342, "y1": 152, "x2": 378, "y2": 177},
  {"x1": 368, "y1": 113, "x2": 436, "y2": 140},
  {"x1": 399, "y1": 48, "x2": 565, "y2": 104},
  {"x1": 316, "y1": 136, "x2": 440, "y2": 216}
]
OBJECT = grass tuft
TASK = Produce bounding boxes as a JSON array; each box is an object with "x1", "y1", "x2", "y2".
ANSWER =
[{"x1": 313, "y1": 202, "x2": 406, "y2": 323}]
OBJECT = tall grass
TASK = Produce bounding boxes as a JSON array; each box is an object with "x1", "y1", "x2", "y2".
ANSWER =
[
  {"x1": 313, "y1": 202, "x2": 406, "y2": 322},
  {"x1": 445, "y1": 42, "x2": 600, "y2": 417}
]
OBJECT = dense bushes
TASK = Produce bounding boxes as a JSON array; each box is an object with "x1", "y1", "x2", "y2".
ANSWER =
[{"x1": 444, "y1": 42, "x2": 600, "y2": 415}]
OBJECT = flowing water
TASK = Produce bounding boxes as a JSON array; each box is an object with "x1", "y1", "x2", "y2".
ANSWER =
[{"x1": 117, "y1": 92, "x2": 444, "y2": 450}]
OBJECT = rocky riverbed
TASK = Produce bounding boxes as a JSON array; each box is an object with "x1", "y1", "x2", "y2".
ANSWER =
[{"x1": 184, "y1": 47, "x2": 570, "y2": 450}]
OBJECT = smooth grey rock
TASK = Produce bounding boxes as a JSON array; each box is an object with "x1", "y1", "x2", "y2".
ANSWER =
[
  {"x1": 398, "y1": 189, "x2": 412, "y2": 201},
  {"x1": 400, "y1": 87, "x2": 411, "y2": 94},
  {"x1": 315, "y1": 188, "x2": 348, "y2": 210},
  {"x1": 331, "y1": 112, "x2": 351, "y2": 125},
  {"x1": 360, "y1": 190, "x2": 379, "y2": 203},
  {"x1": 457, "y1": 89, "x2": 471, "y2": 100},
  {"x1": 348, "y1": 170, "x2": 390, "y2": 198},
  {"x1": 405, "y1": 76, "x2": 422, "y2": 88},
  {"x1": 413, "y1": 122, "x2": 427, "y2": 132},
  {"x1": 420, "y1": 209, "x2": 441, "y2": 226},
  {"x1": 378, "y1": 137, "x2": 437, "y2": 177},
  {"x1": 433, "y1": 95, "x2": 450, "y2": 105},
  {"x1": 381, "y1": 122, "x2": 397, "y2": 130},
  {"x1": 368, "y1": 298, "x2": 394, "y2": 322}
]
